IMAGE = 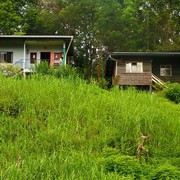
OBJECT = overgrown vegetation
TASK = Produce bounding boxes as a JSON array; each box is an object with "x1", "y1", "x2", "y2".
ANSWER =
[
  {"x1": 34, "y1": 62, "x2": 80, "y2": 80},
  {"x1": 0, "y1": 63, "x2": 22, "y2": 78},
  {"x1": 1, "y1": 0, "x2": 179, "y2": 78},
  {"x1": 163, "y1": 83, "x2": 180, "y2": 104},
  {"x1": 0, "y1": 69, "x2": 180, "y2": 179}
]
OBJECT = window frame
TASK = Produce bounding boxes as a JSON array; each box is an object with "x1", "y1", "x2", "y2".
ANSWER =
[
  {"x1": 0, "y1": 51, "x2": 13, "y2": 63},
  {"x1": 30, "y1": 52, "x2": 37, "y2": 64},
  {"x1": 54, "y1": 52, "x2": 63, "y2": 66},
  {"x1": 126, "y1": 61, "x2": 143, "y2": 73},
  {"x1": 160, "y1": 65, "x2": 172, "y2": 77}
]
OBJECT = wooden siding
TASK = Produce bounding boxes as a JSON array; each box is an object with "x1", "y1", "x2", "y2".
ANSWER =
[
  {"x1": 117, "y1": 73, "x2": 152, "y2": 85},
  {"x1": 152, "y1": 57, "x2": 180, "y2": 83},
  {"x1": 106, "y1": 53, "x2": 180, "y2": 87},
  {"x1": 116, "y1": 59, "x2": 152, "y2": 85},
  {"x1": 117, "y1": 59, "x2": 151, "y2": 74}
]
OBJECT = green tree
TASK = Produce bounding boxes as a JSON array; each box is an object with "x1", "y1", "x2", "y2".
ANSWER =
[
  {"x1": 0, "y1": 0, "x2": 37, "y2": 34},
  {"x1": 58, "y1": 0, "x2": 101, "y2": 78},
  {"x1": 134, "y1": 0, "x2": 180, "y2": 51},
  {"x1": 0, "y1": 0, "x2": 179, "y2": 78},
  {"x1": 94, "y1": 0, "x2": 139, "y2": 51}
]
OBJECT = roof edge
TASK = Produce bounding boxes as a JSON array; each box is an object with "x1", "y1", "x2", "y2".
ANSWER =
[
  {"x1": 109, "y1": 52, "x2": 180, "y2": 58},
  {"x1": 0, "y1": 35, "x2": 74, "y2": 39}
]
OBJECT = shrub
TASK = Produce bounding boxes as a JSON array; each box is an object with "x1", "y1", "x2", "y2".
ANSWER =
[
  {"x1": 0, "y1": 63, "x2": 22, "y2": 78},
  {"x1": 99, "y1": 148, "x2": 145, "y2": 179},
  {"x1": 97, "y1": 78, "x2": 108, "y2": 90},
  {"x1": 34, "y1": 62, "x2": 80, "y2": 80},
  {"x1": 151, "y1": 164, "x2": 180, "y2": 180},
  {"x1": 163, "y1": 83, "x2": 180, "y2": 103},
  {"x1": 34, "y1": 61, "x2": 53, "y2": 75},
  {"x1": 154, "y1": 82, "x2": 166, "y2": 91},
  {"x1": 88, "y1": 77, "x2": 108, "y2": 89},
  {"x1": 53, "y1": 65, "x2": 80, "y2": 80}
]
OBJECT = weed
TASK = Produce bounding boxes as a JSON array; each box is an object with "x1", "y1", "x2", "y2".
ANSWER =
[{"x1": 0, "y1": 74, "x2": 179, "y2": 179}]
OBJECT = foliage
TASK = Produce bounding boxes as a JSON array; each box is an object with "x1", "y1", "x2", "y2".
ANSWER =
[
  {"x1": 34, "y1": 61, "x2": 80, "y2": 80},
  {"x1": 88, "y1": 77, "x2": 109, "y2": 90},
  {"x1": 0, "y1": 75, "x2": 180, "y2": 178},
  {"x1": 154, "y1": 82, "x2": 166, "y2": 91},
  {"x1": 0, "y1": 63, "x2": 22, "y2": 78},
  {"x1": 53, "y1": 65, "x2": 80, "y2": 80},
  {"x1": 97, "y1": 78, "x2": 109, "y2": 90},
  {"x1": 0, "y1": 0, "x2": 37, "y2": 34},
  {"x1": 34, "y1": 61, "x2": 54, "y2": 75},
  {"x1": 163, "y1": 83, "x2": 180, "y2": 104},
  {"x1": 151, "y1": 164, "x2": 180, "y2": 180},
  {"x1": 1, "y1": 0, "x2": 179, "y2": 79},
  {"x1": 99, "y1": 148, "x2": 146, "y2": 179}
]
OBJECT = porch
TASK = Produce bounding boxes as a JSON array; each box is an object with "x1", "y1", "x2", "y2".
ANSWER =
[
  {"x1": 116, "y1": 72, "x2": 152, "y2": 85},
  {"x1": 114, "y1": 72, "x2": 167, "y2": 90},
  {"x1": 14, "y1": 58, "x2": 65, "y2": 73},
  {"x1": 0, "y1": 35, "x2": 74, "y2": 74}
]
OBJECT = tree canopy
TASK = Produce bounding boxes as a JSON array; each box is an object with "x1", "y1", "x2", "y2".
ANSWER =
[{"x1": 0, "y1": 0, "x2": 179, "y2": 77}]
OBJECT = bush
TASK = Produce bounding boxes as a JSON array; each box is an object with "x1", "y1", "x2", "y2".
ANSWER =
[
  {"x1": 34, "y1": 61, "x2": 53, "y2": 75},
  {"x1": 88, "y1": 77, "x2": 108, "y2": 90},
  {"x1": 154, "y1": 82, "x2": 166, "y2": 91},
  {"x1": 151, "y1": 164, "x2": 180, "y2": 180},
  {"x1": 163, "y1": 83, "x2": 180, "y2": 104},
  {"x1": 0, "y1": 63, "x2": 22, "y2": 78},
  {"x1": 34, "y1": 62, "x2": 80, "y2": 80},
  {"x1": 99, "y1": 148, "x2": 145, "y2": 179},
  {"x1": 97, "y1": 78, "x2": 108, "y2": 90},
  {"x1": 53, "y1": 65, "x2": 80, "y2": 80}
]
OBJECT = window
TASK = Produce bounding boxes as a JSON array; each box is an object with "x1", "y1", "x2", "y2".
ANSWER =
[
  {"x1": 54, "y1": 53, "x2": 63, "y2": 66},
  {"x1": 30, "y1": 52, "x2": 37, "y2": 64},
  {"x1": 126, "y1": 62, "x2": 143, "y2": 73},
  {"x1": 0, "y1": 52, "x2": 13, "y2": 63},
  {"x1": 160, "y1": 65, "x2": 172, "y2": 76}
]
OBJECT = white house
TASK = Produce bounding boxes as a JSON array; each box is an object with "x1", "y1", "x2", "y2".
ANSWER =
[{"x1": 0, "y1": 35, "x2": 73, "y2": 73}]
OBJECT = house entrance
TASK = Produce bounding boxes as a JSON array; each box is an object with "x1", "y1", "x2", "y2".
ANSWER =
[{"x1": 41, "y1": 52, "x2": 50, "y2": 64}]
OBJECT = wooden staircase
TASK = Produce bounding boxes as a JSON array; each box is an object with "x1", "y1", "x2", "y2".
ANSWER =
[{"x1": 151, "y1": 73, "x2": 167, "y2": 90}]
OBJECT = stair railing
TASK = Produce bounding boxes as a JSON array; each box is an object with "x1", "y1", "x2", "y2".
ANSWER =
[{"x1": 151, "y1": 73, "x2": 167, "y2": 88}]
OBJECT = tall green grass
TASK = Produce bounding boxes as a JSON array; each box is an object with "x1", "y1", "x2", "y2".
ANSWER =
[{"x1": 0, "y1": 74, "x2": 180, "y2": 179}]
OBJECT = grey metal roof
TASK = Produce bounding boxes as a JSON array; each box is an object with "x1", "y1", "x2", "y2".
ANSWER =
[
  {"x1": 0, "y1": 35, "x2": 73, "y2": 39},
  {"x1": 0, "y1": 35, "x2": 74, "y2": 55},
  {"x1": 109, "y1": 52, "x2": 180, "y2": 57}
]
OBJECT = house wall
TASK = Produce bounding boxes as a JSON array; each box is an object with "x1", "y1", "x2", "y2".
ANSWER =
[
  {"x1": 26, "y1": 45, "x2": 63, "y2": 62},
  {"x1": 152, "y1": 57, "x2": 180, "y2": 83},
  {"x1": 117, "y1": 73, "x2": 152, "y2": 85},
  {"x1": 0, "y1": 40, "x2": 24, "y2": 63},
  {"x1": 106, "y1": 54, "x2": 180, "y2": 87},
  {"x1": 117, "y1": 59, "x2": 151, "y2": 73},
  {"x1": 0, "y1": 39, "x2": 63, "y2": 67},
  {"x1": 116, "y1": 58, "x2": 152, "y2": 85}
]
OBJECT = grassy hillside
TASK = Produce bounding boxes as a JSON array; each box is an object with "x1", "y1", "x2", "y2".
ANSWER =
[{"x1": 0, "y1": 74, "x2": 180, "y2": 179}]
